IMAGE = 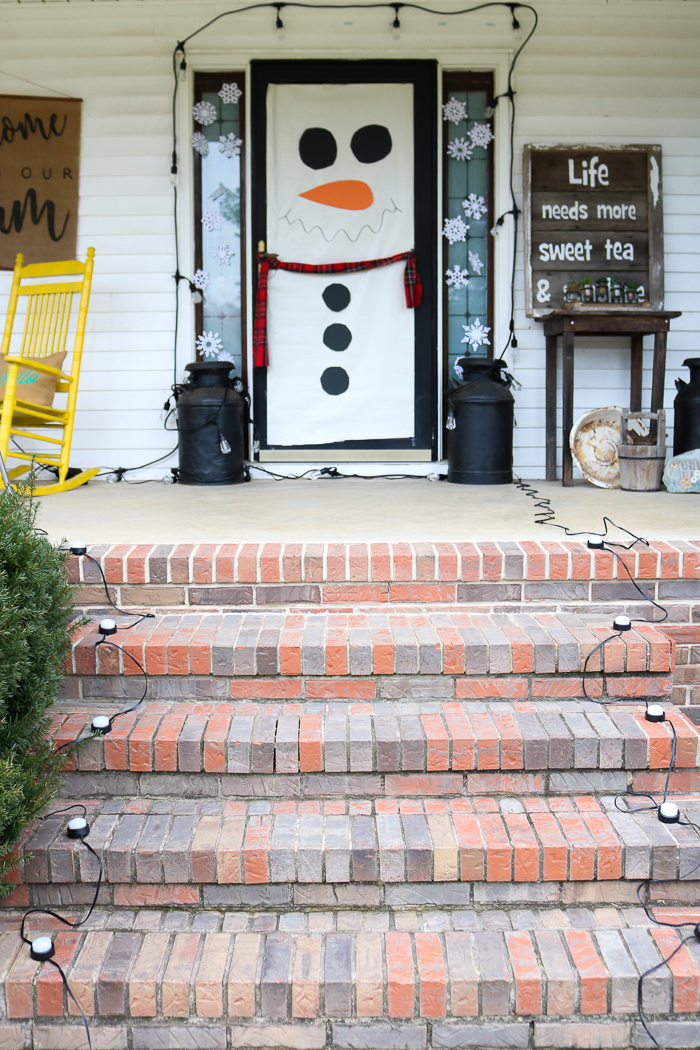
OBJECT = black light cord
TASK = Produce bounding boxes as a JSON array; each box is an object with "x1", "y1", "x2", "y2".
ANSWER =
[
  {"x1": 95, "y1": 637, "x2": 149, "y2": 722},
  {"x1": 247, "y1": 463, "x2": 429, "y2": 481},
  {"x1": 47, "y1": 959, "x2": 93, "y2": 1050},
  {"x1": 69, "y1": 552, "x2": 154, "y2": 630},
  {"x1": 637, "y1": 932, "x2": 699, "y2": 1050}
]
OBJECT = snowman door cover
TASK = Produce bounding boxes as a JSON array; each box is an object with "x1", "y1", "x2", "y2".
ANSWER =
[{"x1": 256, "y1": 67, "x2": 430, "y2": 449}]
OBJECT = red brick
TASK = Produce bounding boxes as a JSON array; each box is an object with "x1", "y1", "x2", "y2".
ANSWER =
[
  {"x1": 260, "y1": 543, "x2": 282, "y2": 583},
  {"x1": 490, "y1": 708, "x2": 523, "y2": 769},
  {"x1": 113, "y1": 884, "x2": 200, "y2": 906},
  {"x1": 204, "y1": 707, "x2": 233, "y2": 773},
  {"x1": 305, "y1": 679, "x2": 376, "y2": 700},
  {"x1": 522, "y1": 541, "x2": 546, "y2": 580},
  {"x1": 37, "y1": 931, "x2": 82, "y2": 1015},
  {"x1": 506, "y1": 931, "x2": 542, "y2": 1014},
  {"x1": 349, "y1": 543, "x2": 369, "y2": 581},
  {"x1": 299, "y1": 714, "x2": 323, "y2": 771},
  {"x1": 154, "y1": 707, "x2": 191, "y2": 771},
  {"x1": 457, "y1": 678, "x2": 529, "y2": 699},
  {"x1": 528, "y1": 811, "x2": 568, "y2": 881},
  {"x1": 607, "y1": 676, "x2": 672, "y2": 698},
  {"x1": 215, "y1": 544, "x2": 238, "y2": 582},
  {"x1": 436, "y1": 543, "x2": 459, "y2": 581},
  {"x1": 479, "y1": 542, "x2": 502, "y2": 581},
  {"x1": 371, "y1": 543, "x2": 391, "y2": 582},
  {"x1": 237, "y1": 544, "x2": 259, "y2": 584},
  {"x1": 390, "y1": 583, "x2": 457, "y2": 603},
  {"x1": 171, "y1": 544, "x2": 195, "y2": 584},
  {"x1": 564, "y1": 930, "x2": 608, "y2": 1014},
  {"x1": 415, "y1": 932, "x2": 446, "y2": 1017},
  {"x1": 651, "y1": 928, "x2": 700, "y2": 1013},
  {"x1": 504, "y1": 813, "x2": 539, "y2": 881},
  {"x1": 480, "y1": 812, "x2": 512, "y2": 881},
  {"x1": 243, "y1": 816, "x2": 271, "y2": 883},
  {"x1": 193, "y1": 544, "x2": 217, "y2": 583},
  {"x1": 162, "y1": 932, "x2": 200, "y2": 1016},
  {"x1": 230, "y1": 679, "x2": 303, "y2": 699},
  {"x1": 282, "y1": 543, "x2": 303, "y2": 583},
  {"x1": 457, "y1": 543, "x2": 480, "y2": 581},
  {"x1": 450, "y1": 803, "x2": 485, "y2": 880},
  {"x1": 442, "y1": 707, "x2": 475, "y2": 770},
  {"x1": 104, "y1": 544, "x2": 131, "y2": 583},
  {"x1": 421, "y1": 714, "x2": 449, "y2": 770},
  {"x1": 323, "y1": 583, "x2": 388, "y2": 603},
  {"x1": 385, "y1": 932, "x2": 414, "y2": 1017}
]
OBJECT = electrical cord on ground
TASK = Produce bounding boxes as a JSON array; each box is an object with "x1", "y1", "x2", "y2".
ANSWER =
[
  {"x1": 65, "y1": 549, "x2": 154, "y2": 630},
  {"x1": 247, "y1": 463, "x2": 431, "y2": 480}
]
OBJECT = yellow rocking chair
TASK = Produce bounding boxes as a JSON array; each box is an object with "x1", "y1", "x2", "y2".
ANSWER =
[{"x1": 0, "y1": 248, "x2": 99, "y2": 494}]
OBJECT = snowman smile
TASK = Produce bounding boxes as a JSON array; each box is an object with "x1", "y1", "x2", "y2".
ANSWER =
[{"x1": 299, "y1": 179, "x2": 374, "y2": 211}]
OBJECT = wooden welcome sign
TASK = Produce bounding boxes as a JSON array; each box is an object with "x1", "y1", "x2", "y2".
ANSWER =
[
  {"x1": 0, "y1": 94, "x2": 81, "y2": 269},
  {"x1": 523, "y1": 144, "x2": 664, "y2": 317}
]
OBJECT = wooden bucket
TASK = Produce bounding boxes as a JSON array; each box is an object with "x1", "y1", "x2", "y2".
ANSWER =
[{"x1": 618, "y1": 410, "x2": 666, "y2": 491}]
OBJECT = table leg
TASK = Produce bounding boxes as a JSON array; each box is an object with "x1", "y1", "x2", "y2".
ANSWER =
[
  {"x1": 546, "y1": 335, "x2": 557, "y2": 481},
  {"x1": 562, "y1": 327, "x2": 574, "y2": 486},
  {"x1": 651, "y1": 330, "x2": 667, "y2": 413},
  {"x1": 630, "y1": 333, "x2": 643, "y2": 412}
]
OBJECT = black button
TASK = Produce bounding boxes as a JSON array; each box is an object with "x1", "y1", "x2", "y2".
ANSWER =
[
  {"x1": 320, "y1": 367, "x2": 350, "y2": 395},
  {"x1": 299, "y1": 127, "x2": 337, "y2": 170},
  {"x1": 322, "y1": 283, "x2": 351, "y2": 312},
  {"x1": 323, "y1": 324, "x2": 352, "y2": 352}
]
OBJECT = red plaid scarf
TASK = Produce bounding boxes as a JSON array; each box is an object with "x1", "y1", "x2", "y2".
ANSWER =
[{"x1": 253, "y1": 250, "x2": 422, "y2": 367}]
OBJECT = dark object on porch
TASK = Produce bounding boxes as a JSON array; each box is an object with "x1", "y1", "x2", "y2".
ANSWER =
[
  {"x1": 447, "y1": 357, "x2": 514, "y2": 485},
  {"x1": 177, "y1": 361, "x2": 246, "y2": 485},
  {"x1": 673, "y1": 358, "x2": 700, "y2": 456}
]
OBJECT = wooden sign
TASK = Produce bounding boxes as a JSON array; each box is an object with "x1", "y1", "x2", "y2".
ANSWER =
[
  {"x1": 523, "y1": 144, "x2": 663, "y2": 317},
  {"x1": 0, "y1": 94, "x2": 81, "y2": 269}
]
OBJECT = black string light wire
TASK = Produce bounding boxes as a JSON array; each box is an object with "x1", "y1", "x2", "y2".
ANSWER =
[{"x1": 170, "y1": 2, "x2": 538, "y2": 384}]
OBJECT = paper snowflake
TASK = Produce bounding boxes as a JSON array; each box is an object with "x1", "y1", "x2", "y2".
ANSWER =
[
  {"x1": 446, "y1": 264, "x2": 470, "y2": 289},
  {"x1": 212, "y1": 349, "x2": 236, "y2": 365},
  {"x1": 201, "y1": 209, "x2": 224, "y2": 232},
  {"x1": 193, "y1": 101, "x2": 217, "y2": 126},
  {"x1": 461, "y1": 319, "x2": 491, "y2": 350},
  {"x1": 470, "y1": 123, "x2": 494, "y2": 149},
  {"x1": 446, "y1": 137, "x2": 474, "y2": 162},
  {"x1": 468, "y1": 250, "x2": 484, "y2": 275},
  {"x1": 209, "y1": 185, "x2": 225, "y2": 201},
  {"x1": 454, "y1": 360, "x2": 464, "y2": 380},
  {"x1": 196, "y1": 331, "x2": 223, "y2": 357},
  {"x1": 462, "y1": 193, "x2": 487, "y2": 220},
  {"x1": 219, "y1": 82, "x2": 242, "y2": 105},
  {"x1": 219, "y1": 133, "x2": 243, "y2": 159},
  {"x1": 442, "y1": 97, "x2": 467, "y2": 124},
  {"x1": 192, "y1": 132, "x2": 210, "y2": 157},
  {"x1": 442, "y1": 216, "x2": 469, "y2": 244},
  {"x1": 212, "y1": 244, "x2": 233, "y2": 265},
  {"x1": 193, "y1": 269, "x2": 210, "y2": 291}
]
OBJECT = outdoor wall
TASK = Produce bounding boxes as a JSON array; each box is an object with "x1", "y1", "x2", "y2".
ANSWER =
[{"x1": 0, "y1": 0, "x2": 697, "y2": 480}]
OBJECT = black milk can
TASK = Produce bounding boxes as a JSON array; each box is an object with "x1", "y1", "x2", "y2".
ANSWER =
[
  {"x1": 673, "y1": 358, "x2": 700, "y2": 456},
  {"x1": 176, "y1": 361, "x2": 247, "y2": 485},
  {"x1": 447, "y1": 357, "x2": 515, "y2": 485}
]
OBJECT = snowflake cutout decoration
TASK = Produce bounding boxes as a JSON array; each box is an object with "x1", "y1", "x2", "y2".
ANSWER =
[
  {"x1": 193, "y1": 101, "x2": 217, "y2": 126},
  {"x1": 201, "y1": 209, "x2": 224, "y2": 232},
  {"x1": 446, "y1": 264, "x2": 469, "y2": 289},
  {"x1": 462, "y1": 193, "x2": 487, "y2": 220},
  {"x1": 219, "y1": 133, "x2": 243, "y2": 159},
  {"x1": 442, "y1": 97, "x2": 467, "y2": 124},
  {"x1": 196, "y1": 331, "x2": 223, "y2": 358},
  {"x1": 446, "y1": 137, "x2": 474, "y2": 162},
  {"x1": 468, "y1": 250, "x2": 484, "y2": 275},
  {"x1": 213, "y1": 349, "x2": 237, "y2": 365},
  {"x1": 193, "y1": 269, "x2": 210, "y2": 291},
  {"x1": 442, "y1": 216, "x2": 469, "y2": 245},
  {"x1": 212, "y1": 244, "x2": 233, "y2": 266},
  {"x1": 219, "y1": 82, "x2": 242, "y2": 105},
  {"x1": 469, "y1": 122, "x2": 494, "y2": 149},
  {"x1": 461, "y1": 318, "x2": 491, "y2": 350},
  {"x1": 454, "y1": 361, "x2": 464, "y2": 380},
  {"x1": 209, "y1": 185, "x2": 225, "y2": 201},
  {"x1": 192, "y1": 132, "x2": 209, "y2": 157}
]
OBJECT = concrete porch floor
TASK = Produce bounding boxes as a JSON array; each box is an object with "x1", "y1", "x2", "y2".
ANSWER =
[{"x1": 34, "y1": 477, "x2": 699, "y2": 544}]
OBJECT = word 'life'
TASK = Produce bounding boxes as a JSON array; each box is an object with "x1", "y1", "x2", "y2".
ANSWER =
[{"x1": 567, "y1": 156, "x2": 608, "y2": 187}]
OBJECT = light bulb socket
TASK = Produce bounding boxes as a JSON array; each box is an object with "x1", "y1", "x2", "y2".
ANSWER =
[
  {"x1": 587, "y1": 535, "x2": 606, "y2": 549},
  {"x1": 98, "y1": 618, "x2": 117, "y2": 636},
  {"x1": 31, "y1": 936, "x2": 55, "y2": 961},
  {"x1": 658, "y1": 802, "x2": 680, "y2": 824},
  {"x1": 613, "y1": 615, "x2": 632, "y2": 632},
  {"x1": 694, "y1": 924, "x2": 700, "y2": 942},
  {"x1": 91, "y1": 714, "x2": 112, "y2": 735},
  {"x1": 70, "y1": 543, "x2": 87, "y2": 556},
  {"x1": 66, "y1": 816, "x2": 90, "y2": 839},
  {"x1": 645, "y1": 704, "x2": 666, "y2": 723}
]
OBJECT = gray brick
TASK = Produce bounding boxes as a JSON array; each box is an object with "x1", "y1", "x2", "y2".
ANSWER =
[
  {"x1": 190, "y1": 586, "x2": 253, "y2": 606},
  {"x1": 261, "y1": 933, "x2": 292, "y2": 1017},
  {"x1": 294, "y1": 885, "x2": 380, "y2": 907},
  {"x1": 621, "y1": 929, "x2": 670, "y2": 1013},
  {"x1": 325, "y1": 935, "x2": 353, "y2": 1017},
  {"x1": 534, "y1": 1022, "x2": 631, "y2": 1048},
  {"x1": 257, "y1": 584, "x2": 321, "y2": 604},
  {"x1": 228, "y1": 715, "x2": 254, "y2": 773},
  {"x1": 474, "y1": 883, "x2": 559, "y2": 903},
  {"x1": 350, "y1": 714, "x2": 373, "y2": 771},
  {"x1": 433, "y1": 1024, "x2": 528, "y2": 1048},
  {"x1": 635, "y1": 1021, "x2": 700, "y2": 1048},
  {"x1": 163, "y1": 814, "x2": 196, "y2": 883},
  {"x1": 375, "y1": 712, "x2": 400, "y2": 771},
  {"x1": 609, "y1": 711, "x2": 649, "y2": 768},
  {"x1": 535, "y1": 931, "x2": 575, "y2": 1016},
  {"x1": 229, "y1": 1025, "x2": 326, "y2": 1049},
  {"x1": 298, "y1": 813, "x2": 323, "y2": 882},
  {"x1": 222, "y1": 775, "x2": 301, "y2": 798},
  {"x1": 325, "y1": 715, "x2": 349, "y2": 772},
  {"x1": 536, "y1": 710, "x2": 573, "y2": 768},
  {"x1": 474, "y1": 931, "x2": 510, "y2": 1015},
  {"x1": 458, "y1": 583, "x2": 522, "y2": 602},
  {"x1": 332, "y1": 1024, "x2": 427, "y2": 1049},
  {"x1": 380, "y1": 677, "x2": 455, "y2": 699},
  {"x1": 385, "y1": 884, "x2": 472, "y2": 906},
  {"x1": 349, "y1": 628, "x2": 372, "y2": 676},
  {"x1": 270, "y1": 814, "x2": 297, "y2": 882},
  {"x1": 586, "y1": 709, "x2": 624, "y2": 768},
  {"x1": 398, "y1": 715, "x2": 425, "y2": 769},
  {"x1": 134, "y1": 814, "x2": 169, "y2": 883},
  {"x1": 252, "y1": 714, "x2": 277, "y2": 773},
  {"x1": 607, "y1": 812, "x2": 651, "y2": 879},
  {"x1": 352, "y1": 815, "x2": 378, "y2": 881},
  {"x1": 104, "y1": 814, "x2": 144, "y2": 883},
  {"x1": 511, "y1": 710, "x2": 548, "y2": 770},
  {"x1": 377, "y1": 813, "x2": 405, "y2": 882},
  {"x1": 560, "y1": 712, "x2": 598, "y2": 767},
  {"x1": 303, "y1": 775, "x2": 381, "y2": 797},
  {"x1": 550, "y1": 771, "x2": 626, "y2": 793},
  {"x1": 402, "y1": 814, "x2": 431, "y2": 882},
  {"x1": 325, "y1": 815, "x2": 351, "y2": 883},
  {"x1": 202, "y1": 884, "x2": 289, "y2": 906},
  {"x1": 35, "y1": 1025, "x2": 127, "y2": 1048},
  {"x1": 594, "y1": 929, "x2": 638, "y2": 1014},
  {"x1": 524, "y1": 582, "x2": 589, "y2": 601},
  {"x1": 592, "y1": 580, "x2": 655, "y2": 601},
  {"x1": 132, "y1": 1028, "x2": 227, "y2": 1049},
  {"x1": 140, "y1": 773, "x2": 218, "y2": 797},
  {"x1": 275, "y1": 715, "x2": 299, "y2": 773}
]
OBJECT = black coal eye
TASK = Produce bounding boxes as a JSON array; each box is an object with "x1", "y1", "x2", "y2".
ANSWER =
[
  {"x1": 299, "y1": 127, "x2": 337, "y2": 169},
  {"x1": 350, "y1": 125, "x2": 392, "y2": 164}
]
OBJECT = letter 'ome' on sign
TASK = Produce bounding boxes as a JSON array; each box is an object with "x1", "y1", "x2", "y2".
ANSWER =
[{"x1": 0, "y1": 94, "x2": 81, "y2": 268}]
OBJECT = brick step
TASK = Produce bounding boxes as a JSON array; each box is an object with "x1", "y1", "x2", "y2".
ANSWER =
[
  {"x1": 65, "y1": 610, "x2": 674, "y2": 689},
  {"x1": 10, "y1": 795, "x2": 700, "y2": 903},
  {"x1": 4, "y1": 908, "x2": 700, "y2": 1029},
  {"x1": 49, "y1": 700, "x2": 700, "y2": 785}
]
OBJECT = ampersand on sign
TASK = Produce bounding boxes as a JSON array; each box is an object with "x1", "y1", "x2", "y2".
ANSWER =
[{"x1": 536, "y1": 278, "x2": 551, "y2": 303}]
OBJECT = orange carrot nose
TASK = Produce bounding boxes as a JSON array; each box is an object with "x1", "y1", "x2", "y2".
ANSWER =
[{"x1": 299, "y1": 179, "x2": 374, "y2": 210}]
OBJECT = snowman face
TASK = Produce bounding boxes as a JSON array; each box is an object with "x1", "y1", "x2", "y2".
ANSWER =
[{"x1": 266, "y1": 83, "x2": 415, "y2": 263}]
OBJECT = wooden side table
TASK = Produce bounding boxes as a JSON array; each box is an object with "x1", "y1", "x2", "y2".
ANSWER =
[{"x1": 541, "y1": 309, "x2": 682, "y2": 485}]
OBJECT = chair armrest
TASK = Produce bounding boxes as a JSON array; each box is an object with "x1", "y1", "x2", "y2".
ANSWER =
[{"x1": 3, "y1": 355, "x2": 71, "y2": 381}]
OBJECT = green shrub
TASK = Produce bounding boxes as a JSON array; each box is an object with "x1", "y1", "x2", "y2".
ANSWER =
[{"x1": 0, "y1": 484, "x2": 77, "y2": 894}]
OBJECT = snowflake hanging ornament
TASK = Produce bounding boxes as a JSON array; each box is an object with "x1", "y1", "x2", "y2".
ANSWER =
[
  {"x1": 446, "y1": 138, "x2": 474, "y2": 162},
  {"x1": 454, "y1": 361, "x2": 464, "y2": 380},
  {"x1": 462, "y1": 193, "x2": 487, "y2": 220},
  {"x1": 219, "y1": 82, "x2": 242, "y2": 105},
  {"x1": 442, "y1": 97, "x2": 467, "y2": 124},
  {"x1": 201, "y1": 209, "x2": 224, "y2": 232},
  {"x1": 214, "y1": 349, "x2": 236, "y2": 365},
  {"x1": 469, "y1": 123, "x2": 494, "y2": 149},
  {"x1": 192, "y1": 132, "x2": 210, "y2": 157},
  {"x1": 212, "y1": 244, "x2": 233, "y2": 266},
  {"x1": 446, "y1": 264, "x2": 470, "y2": 289},
  {"x1": 461, "y1": 319, "x2": 491, "y2": 351},
  {"x1": 442, "y1": 216, "x2": 469, "y2": 245},
  {"x1": 193, "y1": 269, "x2": 210, "y2": 292},
  {"x1": 196, "y1": 331, "x2": 224, "y2": 358},
  {"x1": 209, "y1": 185, "x2": 225, "y2": 201},
  {"x1": 193, "y1": 101, "x2": 217, "y2": 126},
  {"x1": 218, "y1": 133, "x2": 242, "y2": 159},
  {"x1": 468, "y1": 250, "x2": 484, "y2": 275}
]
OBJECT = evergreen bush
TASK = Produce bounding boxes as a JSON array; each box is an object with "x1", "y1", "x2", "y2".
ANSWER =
[{"x1": 0, "y1": 484, "x2": 76, "y2": 894}]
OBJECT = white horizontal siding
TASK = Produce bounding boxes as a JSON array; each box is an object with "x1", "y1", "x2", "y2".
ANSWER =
[{"x1": 0, "y1": 0, "x2": 698, "y2": 479}]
